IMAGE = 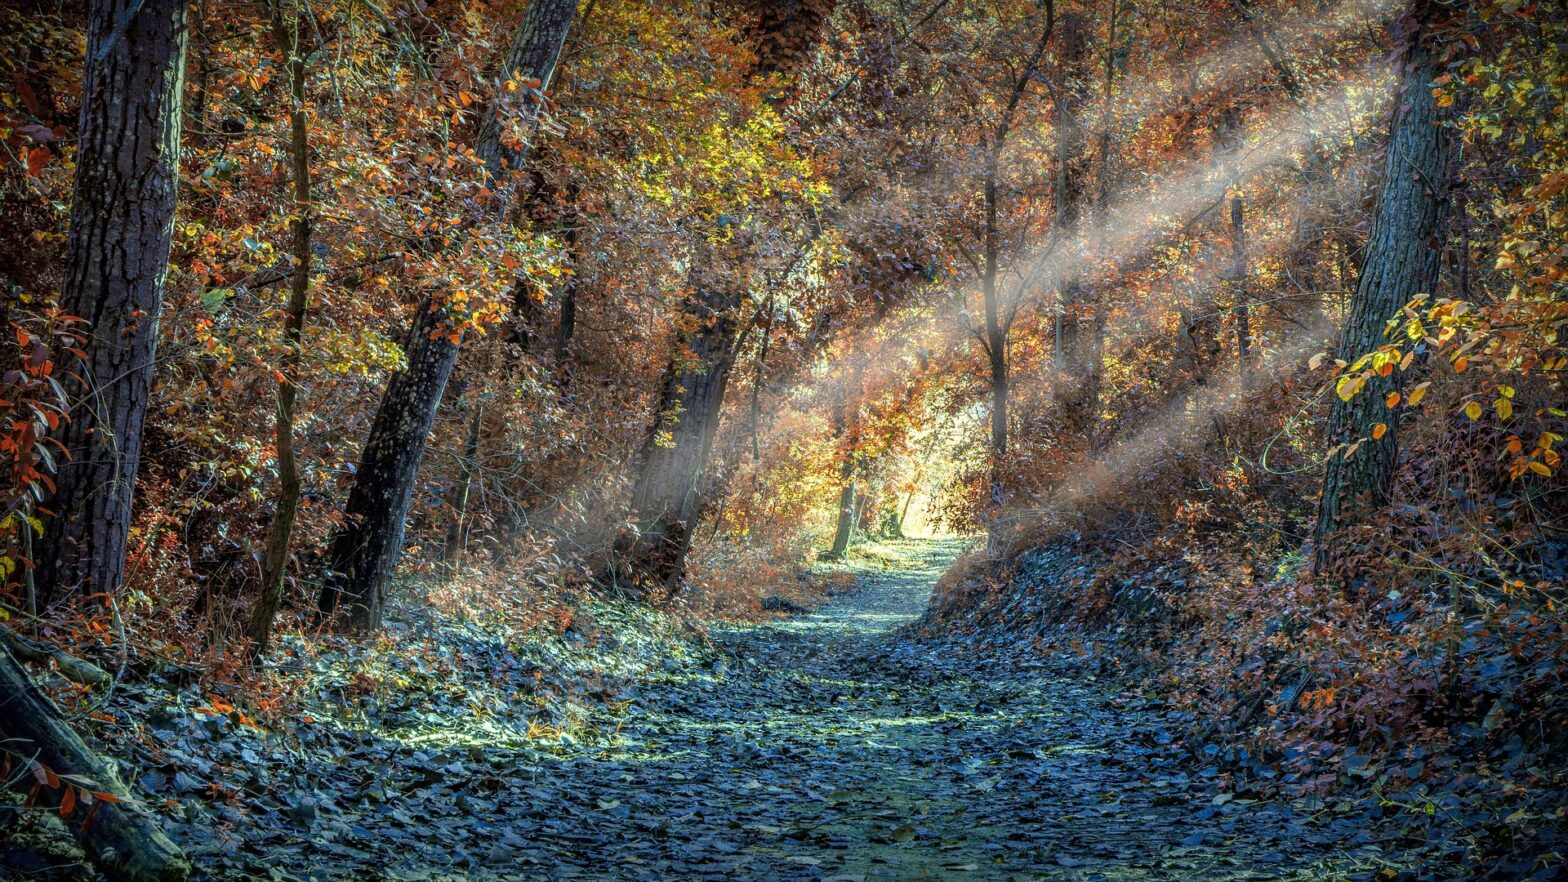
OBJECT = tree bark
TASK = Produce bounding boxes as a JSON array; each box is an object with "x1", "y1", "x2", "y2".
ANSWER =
[
  {"x1": 1313, "y1": 2, "x2": 1452, "y2": 574},
  {"x1": 982, "y1": 146, "x2": 1009, "y2": 514},
  {"x1": 978, "y1": 5, "x2": 1053, "y2": 546},
  {"x1": 608, "y1": 284, "x2": 742, "y2": 597},
  {"x1": 34, "y1": 0, "x2": 186, "y2": 607},
  {"x1": 825, "y1": 373, "x2": 861, "y2": 559},
  {"x1": 249, "y1": 0, "x2": 313, "y2": 658},
  {"x1": 1, "y1": 643, "x2": 190, "y2": 882},
  {"x1": 318, "y1": 299, "x2": 462, "y2": 630},
  {"x1": 1230, "y1": 192, "x2": 1253, "y2": 377},
  {"x1": 1051, "y1": 11, "x2": 1094, "y2": 433},
  {"x1": 476, "y1": 0, "x2": 578, "y2": 185},
  {"x1": 317, "y1": 0, "x2": 577, "y2": 629}
]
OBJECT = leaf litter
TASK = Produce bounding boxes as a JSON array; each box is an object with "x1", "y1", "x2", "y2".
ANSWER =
[{"x1": 6, "y1": 540, "x2": 1472, "y2": 880}]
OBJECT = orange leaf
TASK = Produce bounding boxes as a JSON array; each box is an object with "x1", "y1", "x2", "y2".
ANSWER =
[
  {"x1": 1371, "y1": 423, "x2": 1388, "y2": 441},
  {"x1": 59, "y1": 786, "x2": 75, "y2": 818}
]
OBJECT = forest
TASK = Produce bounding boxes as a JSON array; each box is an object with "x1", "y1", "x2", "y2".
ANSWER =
[{"x1": 1, "y1": 0, "x2": 1565, "y2": 879}]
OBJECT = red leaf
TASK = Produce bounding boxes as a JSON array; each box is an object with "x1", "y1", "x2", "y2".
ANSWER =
[{"x1": 25, "y1": 146, "x2": 49, "y2": 177}]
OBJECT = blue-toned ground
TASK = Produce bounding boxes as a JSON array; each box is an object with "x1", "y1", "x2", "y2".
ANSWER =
[{"x1": 6, "y1": 540, "x2": 1441, "y2": 881}]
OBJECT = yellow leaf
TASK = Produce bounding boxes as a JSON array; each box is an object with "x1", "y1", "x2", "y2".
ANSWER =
[
  {"x1": 1496, "y1": 398, "x2": 1514, "y2": 420},
  {"x1": 1336, "y1": 375, "x2": 1365, "y2": 402},
  {"x1": 1465, "y1": 401, "x2": 1483, "y2": 420},
  {"x1": 1372, "y1": 423, "x2": 1388, "y2": 440},
  {"x1": 1407, "y1": 382, "x2": 1431, "y2": 407},
  {"x1": 1528, "y1": 461, "x2": 1552, "y2": 477}
]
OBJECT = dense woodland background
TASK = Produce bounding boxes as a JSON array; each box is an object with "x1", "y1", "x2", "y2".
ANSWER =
[{"x1": 1, "y1": 0, "x2": 1565, "y2": 879}]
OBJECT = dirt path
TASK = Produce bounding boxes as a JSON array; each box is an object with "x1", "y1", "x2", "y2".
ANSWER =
[
  {"x1": 480, "y1": 539, "x2": 1383, "y2": 881},
  {"x1": 6, "y1": 539, "x2": 1399, "y2": 881}
]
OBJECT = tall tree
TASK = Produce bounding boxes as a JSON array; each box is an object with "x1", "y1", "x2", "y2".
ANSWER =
[
  {"x1": 978, "y1": 3, "x2": 1054, "y2": 544},
  {"x1": 247, "y1": 0, "x2": 315, "y2": 657},
  {"x1": 607, "y1": 0, "x2": 834, "y2": 596},
  {"x1": 33, "y1": 0, "x2": 187, "y2": 606},
  {"x1": 1313, "y1": 0, "x2": 1453, "y2": 574},
  {"x1": 825, "y1": 368, "x2": 863, "y2": 559},
  {"x1": 1051, "y1": 9, "x2": 1095, "y2": 433},
  {"x1": 317, "y1": 0, "x2": 579, "y2": 630}
]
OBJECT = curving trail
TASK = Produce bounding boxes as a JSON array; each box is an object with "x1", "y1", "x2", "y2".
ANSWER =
[{"x1": 490, "y1": 539, "x2": 1384, "y2": 881}]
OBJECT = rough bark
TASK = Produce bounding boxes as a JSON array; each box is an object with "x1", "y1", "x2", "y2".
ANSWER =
[
  {"x1": 34, "y1": 0, "x2": 186, "y2": 606},
  {"x1": 1, "y1": 643, "x2": 190, "y2": 882},
  {"x1": 476, "y1": 0, "x2": 578, "y2": 184},
  {"x1": 608, "y1": 285, "x2": 742, "y2": 597},
  {"x1": 249, "y1": 0, "x2": 313, "y2": 658},
  {"x1": 1314, "y1": 3, "x2": 1452, "y2": 574},
  {"x1": 318, "y1": 300, "x2": 462, "y2": 630},
  {"x1": 318, "y1": 0, "x2": 577, "y2": 629}
]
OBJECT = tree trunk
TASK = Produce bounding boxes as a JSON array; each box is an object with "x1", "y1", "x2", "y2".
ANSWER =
[
  {"x1": 34, "y1": 0, "x2": 186, "y2": 607},
  {"x1": 605, "y1": 0, "x2": 836, "y2": 595},
  {"x1": 977, "y1": 6, "x2": 1052, "y2": 546},
  {"x1": 249, "y1": 0, "x2": 313, "y2": 659},
  {"x1": 317, "y1": 300, "x2": 461, "y2": 630},
  {"x1": 609, "y1": 284, "x2": 742, "y2": 597},
  {"x1": 1313, "y1": 3, "x2": 1452, "y2": 574},
  {"x1": 828, "y1": 476, "x2": 856, "y2": 558},
  {"x1": 825, "y1": 381, "x2": 860, "y2": 559},
  {"x1": 1052, "y1": 11, "x2": 1093, "y2": 432},
  {"x1": 317, "y1": 0, "x2": 577, "y2": 629},
  {"x1": 981, "y1": 147, "x2": 1009, "y2": 525},
  {"x1": 1230, "y1": 192, "x2": 1253, "y2": 377},
  {"x1": 476, "y1": 0, "x2": 578, "y2": 185},
  {"x1": 0, "y1": 643, "x2": 190, "y2": 882}
]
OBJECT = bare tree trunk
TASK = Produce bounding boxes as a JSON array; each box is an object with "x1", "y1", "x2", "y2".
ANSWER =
[
  {"x1": 34, "y1": 0, "x2": 186, "y2": 606},
  {"x1": 825, "y1": 372, "x2": 862, "y2": 559},
  {"x1": 828, "y1": 476, "x2": 856, "y2": 558},
  {"x1": 981, "y1": 145, "x2": 1009, "y2": 521},
  {"x1": 318, "y1": 300, "x2": 462, "y2": 629},
  {"x1": 1314, "y1": 2, "x2": 1452, "y2": 574},
  {"x1": 318, "y1": 0, "x2": 577, "y2": 629},
  {"x1": 1, "y1": 643, "x2": 190, "y2": 882},
  {"x1": 609, "y1": 284, "x2": 742, "y2": 597},
  {"x1": 1052, "y1": 11, "x2": 1092, "y2": 430},
  {"x1": 979, "y1": 5, "x2": 1053, "y2": 546},
  {"x1": 1230, "y1": 192, "x2": 1253, "y2": 377},
  {"x1": 249, "y1": 0, "x2": 313, "y2": 658}
]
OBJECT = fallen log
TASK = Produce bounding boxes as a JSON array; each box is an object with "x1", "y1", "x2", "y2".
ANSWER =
[
  {"x1": 0, "y1": 642, "x2": 190, "y2": 882},
  {"x1": 0, "y1": 625, "x2": 112, "y2": 689}
]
